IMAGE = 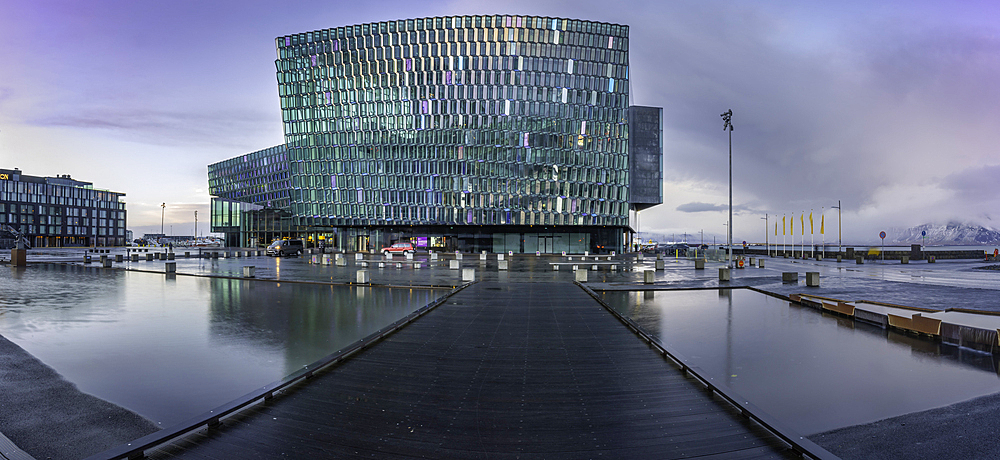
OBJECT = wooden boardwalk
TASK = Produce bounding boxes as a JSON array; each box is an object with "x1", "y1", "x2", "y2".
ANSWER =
[{"x1": 148, "y1": 282, "x2": 794, "y2": 459}]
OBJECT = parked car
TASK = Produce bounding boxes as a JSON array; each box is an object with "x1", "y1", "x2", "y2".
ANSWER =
[
  {"x1": 266, "y1": 239, "x2": 303, "y2": 256},
  {"x1": 381, "y1": 242, "x2": 415, "y2": 256}
]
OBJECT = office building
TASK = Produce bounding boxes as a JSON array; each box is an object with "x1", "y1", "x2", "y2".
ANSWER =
[
  {"x1": 209, "y1": 15, "x2": 661, "y2": 253},
  {"x1": 0, "y1": 168, "x2": 127, "y2": 248}
]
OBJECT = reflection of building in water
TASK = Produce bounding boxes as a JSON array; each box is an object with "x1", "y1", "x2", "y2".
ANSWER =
[
  {"x1": 208, "y1": 16, "x2": 662, "y2": 253},
  {"x1": 0, "y1": 168, "x2": 127, "y2": 248},
  {"x1": 206, "y1": 278, "x2": 439, "y2": 375}
]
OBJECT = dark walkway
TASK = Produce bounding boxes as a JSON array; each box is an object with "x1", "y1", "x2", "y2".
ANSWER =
[{"x1": 148, "y1": 282, "x2": 794, "y2": 459}]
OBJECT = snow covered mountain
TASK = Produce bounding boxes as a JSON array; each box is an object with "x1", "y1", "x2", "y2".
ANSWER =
[{"x1": 891, "y1": 222, "x2": 1000, "y2": 245}]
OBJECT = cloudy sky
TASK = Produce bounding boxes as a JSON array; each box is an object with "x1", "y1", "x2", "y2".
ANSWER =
[{"x1": 1, "y1": 0, "x2": 997, "y2": 243}]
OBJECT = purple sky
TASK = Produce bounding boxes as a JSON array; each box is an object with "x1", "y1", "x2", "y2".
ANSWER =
[{"x1": 1, "y1": 0, "x2": 997, "y2": 243}]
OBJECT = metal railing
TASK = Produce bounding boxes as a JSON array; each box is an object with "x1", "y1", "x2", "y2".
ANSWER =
[
  {"x1": 576, "y1": 282, "x2": 840, "y2": 460},
  {"x1": 83, "y1": 281, "x2": 476, "y2": 460}
]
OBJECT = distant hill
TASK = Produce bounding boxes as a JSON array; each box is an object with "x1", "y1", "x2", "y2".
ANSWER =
[{"x1": 891, "y1": 222, "x2": 1000, "y2": 245}]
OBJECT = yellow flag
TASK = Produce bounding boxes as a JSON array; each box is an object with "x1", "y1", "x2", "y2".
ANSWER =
[
  {"x1": 790, "y1": 215, "x2": 793, "y2": 236},
  {"x1": 809, "y1": 212, "x2": 814, "y2": 235},
  {"x1": 775, "y1": 221, "x2": 778, "y2": 236},
  {"x1": 800, "y1": 213, "x2": 804, "y2": 234},
  {"x1": 821, "y1": 214, "x2": 825, "y2": 234},
  {"x1": 782, "y1": 216, "x2": 786, "y2": 236}
]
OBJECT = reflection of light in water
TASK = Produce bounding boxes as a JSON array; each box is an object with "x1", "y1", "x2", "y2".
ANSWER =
[
  {"x1": 275, "y1": 257, "x2": 280, "y2": 277},
  {"x1": 356, "y1": 286, "x2": 366, "y2": 302}
]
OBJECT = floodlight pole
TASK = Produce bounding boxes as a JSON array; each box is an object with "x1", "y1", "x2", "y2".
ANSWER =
[{"x1": 721, "y1": 110, "x2": 734, "y2": 269}]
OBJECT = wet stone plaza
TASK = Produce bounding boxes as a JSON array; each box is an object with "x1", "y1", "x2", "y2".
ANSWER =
[{"x1": 2, "y1": 249, "x2": 1000, "y2": 459}]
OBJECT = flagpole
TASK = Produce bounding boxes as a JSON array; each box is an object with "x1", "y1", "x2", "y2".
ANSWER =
[
  {"x1": 822, "y1": 208, "x2": 826, "y2": 258},
  {"x1": 810, "y1": 209, "x2": 814, "y2": 259}
]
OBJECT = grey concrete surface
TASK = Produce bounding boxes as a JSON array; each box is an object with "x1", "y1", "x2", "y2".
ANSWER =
[
  {"x1": 0, "y1": 334, "x2": 158, "y2": 460},
  {"x1": 810, "y1": 391, "x2": 1000, "y2": 460}
]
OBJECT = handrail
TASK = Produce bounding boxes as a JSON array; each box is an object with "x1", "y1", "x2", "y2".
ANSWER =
[
  {"x1": 83, "y1": 281, "x2": 475, "y2": 460},
  {"x1": 575, "y1": 282, "x2": 840, "y2": 460}
]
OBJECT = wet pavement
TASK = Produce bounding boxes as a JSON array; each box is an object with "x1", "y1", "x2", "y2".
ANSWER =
[{"x1": 3, "y1": 249, "x2": 1000, "y2": 459}]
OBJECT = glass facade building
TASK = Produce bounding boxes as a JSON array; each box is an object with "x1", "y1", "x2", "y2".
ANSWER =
[
  {"x1": 0, "y1": 168, "x2": 127, "y2": 248},
  {"x1": 210, "y1": 15, "x2": 660, "y2": 253}
]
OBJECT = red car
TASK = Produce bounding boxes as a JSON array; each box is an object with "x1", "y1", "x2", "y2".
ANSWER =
[{"x1": 381, "y1": 242, "x2": 415, "y2": 256}]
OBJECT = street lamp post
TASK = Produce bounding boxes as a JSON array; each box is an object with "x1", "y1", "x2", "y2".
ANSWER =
[
  {"x1": 161, "y1": 203, "x2": 166, "y2": 235},
  {"x1": 721, "y1": 109, "x2": 734, "y2": 269},
  {"x1": 761, "y1": 214, "x2": 768, "y2": 257},
  {"x1": 832, "y1": 200, "x2": 842, "y2": 255}
]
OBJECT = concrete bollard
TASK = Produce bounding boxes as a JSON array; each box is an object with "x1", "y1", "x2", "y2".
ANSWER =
[
  {"x1": 310, "y1": 255, "x2": 318, "y2": 264},
  {"x1": 449, "y1": 260, "x2": 460, "y2": 270},
  {"x1": 592, "y1": 265, "x2": 598, "y2": 271},
  {"x1": 749, "y1": 257, "x2": 755, "y2": 266},
  {"x1": 431, "y1": 253, "x2": 439, "y2": 261},
  {"x1": 655, "y1": 260, "x2": 665, "y2": 270},
  {"x1": 322, "y1": 254, "x2": 332, "y2": 265},
  {"x1": 508, "y1": 251, "x2": 513, "y2": 257},
  {"x1": 575, "y1": 268, "x2": 588, "y2": 282},
  {"x1": 856, "y1": 256, "x2": 864, "y2": 264},
  {"x1": 355, "y1": 253, "x2": 363, "y2": 260},
  {"x1": 695, "y1": 259, "x2": 705, "y2": 270},
  {"x1": 497, "y1": 253, "x2": 504, "y2": 261},
  {"x1": 782, "y1": 272, "x2": 798, "y2": 282},
  {"x1": 815, "y1": 255, "x2": 822, "y2": 261},
  {"x1": 385, "y1": 253, "x2": 393, "y2": 260},
  {"x1": 100, "y1": 255, "x2": 108, "y2": 264},
  {"x1": 455, "y1": 252, "x2": 463, "y2": 260},
  {"x1": 611, "y1": 251, "x2": 616, "y2": 256},
  {"x1": 562, "y1": 251, "x2": 567, "y2": 256},
  {"x1": 499, "y1": 260, "x2": 509, "y2": 270},
  {"x1": 146, "y1": 253, "x2": 154, "y2": 261},
  {"x1": 901, "y1": 256, "x2": 909, "y2": 264},
  {"x1": 929, "y1": 256, "x2": 936, "y2": 263},
  {"x1": 644, "y1": 270, "x2": 655, "y2": 284},
  {"x1": 243, "y1": 266, "x2": 255, "y2": 278},
  {"x1": 185, "y1": 251, "x2": 191, "y2": 258},
  {"x1": 837, "y1": 255, "x2": 842, "y2": 263},
  {"x1": 584, "y1": 251, "x2": 589, "y2": 257},
  {"x1": 806, "y1": 272, "x2": 820, "y2": 287},
  {"x1": 131, "y1": 254, "x2": 139, "y2": 262},
  {"x1": 480, "y1": 253, "x2": 487, "y2": 260},
  {"x1": 758, "y1": 259, "x2": 765, "y2": 269},
  {"x1": 536, "y1": 251, "x2": 540, "y2": 256},
  {"x1": 719, "y1": 268, "x2": 731, "y2": 281},
  {"x1": 356, "y1": 270, "x2": 369, "y2": 283},
  {"x1": 165, "y1": 262, "x2": 176, "y2": 273},
  {"x1": 637, "y1": 253, "x2": 644, "y2": 261},
  {"x1": 212, "y1": 252, "x2": 219, "y2": 259},
  {"x1": 553, "y1": 265, "x2": 559, "y2": 270},
  {"x1": 336, "y1": 257, "x2": 347, "y2": 267},
  {"x1": 84, "y1": 254, "x2": 92, "y2": 264},
  {"x1": 462, "y1": 268, "x2": 475, "y2": 282},
  {"x1": 103, "y1": 258, "x2": 113, "y2": 268},
  {"x1": 115, "y1": 254, "x2": 123, "y2": 263},
  {"x1": 406, "y1": 252, "x2": 414, "y2": 260},
  {"x1": 167, "y1": 253, "x2": 175, "y2": 260}
]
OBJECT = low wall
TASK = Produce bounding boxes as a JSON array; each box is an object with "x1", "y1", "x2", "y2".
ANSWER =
[{"x1": 733, "y1": 247, "x2": 986, "y2": 260}]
